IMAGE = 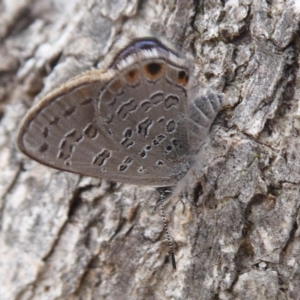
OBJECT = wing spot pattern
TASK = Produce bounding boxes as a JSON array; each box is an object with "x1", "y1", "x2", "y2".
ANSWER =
[
  {"x1": 123, "y1": 157, "x2": 133, "y2": 164},
  {"x1": 165, "y1": 145, "x2": 172, "y2": 153},
  {"x1": 152, "y1": 134, "x2": 165, "y2": 146},
  {"x1": 118, "y1": 156, "x2": 133, "y2": 172},
  {"x1": 42, "y1": 127, "x2": 49, "y2": 138},
  {"x1": 164, "y1": 95, "x2": 179, "y2": 109},
  {"x1": 177, "y1": 70, "x2": 189, "y2": 86},
  {"x1": 172, "y1": 138, "x2": 178, "y2": 146},
  {"x1": 150, "y1": 91, "x2": 164, "y2": 105},
  {"x1": 57, "y1": 129, "x2": 84, "y2": 161},
  {"x1": 63, "y1": 106, "x2": 76, "y2": 117},
  {"x1": 138, "y1": 166, "x2": 147, "y2": 174},
  {"x1": 65, "y1": 129, "x2": 77, "y2": 138},
  {"x1": 144, "y1": 63, "x2": 164, "y2": 81},
  {"x1": 139, "y1": 150, "x2": 146, "y2": 158},
  {"x1": 124, "y1": 128, "x2": 133, "y2": 138},
  {"x1": 49, "y1": 117, "x2": 60, "y2": 126},
  {"x1": 125, "y1": 69, "x2": 140, "y2": 86},
  {"x1": 39, "y1": 143, "x2": 49, "y2": 153},
  {"x1": 119, "y1": 165, "x2": 128, "y2": 171},
  {"x1": 92, "y1": 150, "x2": 111, "y2": 166},
  {"x1": 120, "y1": 128, "x2": 134, "y2": 148},
  {"x1": 141, "y1": 100, "x2": 152, "y2": 112},
  {"x1": 166, "y1": 120, "x2": 176, "y2": 133},
  {"x1": 84, "y1": 123, "x2": 98, "y2": 139},
  {"x1": 117, "y1": 99, "x2": 138, "y2": 119},
  {"x1": 120, "y1": 138, "x2": 135, "y2": 149},
  {"x1": 156, "y1": 160, "x2": 164, "y2": 166},
  {"x1": 137, "y1": 118, "x2": 153, "y2": 137}
]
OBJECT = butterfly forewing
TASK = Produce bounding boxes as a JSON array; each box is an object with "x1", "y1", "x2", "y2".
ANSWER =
[{"x1": 17, "y1": 71, "x2": 114, "y2": 171}]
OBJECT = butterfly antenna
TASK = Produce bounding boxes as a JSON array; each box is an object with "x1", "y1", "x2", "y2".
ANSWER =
[{"x1": 157, "y1": 187, "x2": 177, "y2": 270}]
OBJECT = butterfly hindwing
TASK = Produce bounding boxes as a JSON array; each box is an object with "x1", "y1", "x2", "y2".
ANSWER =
[{"x1": 95, "y1": 57, "x2": 192, "y2": 184}]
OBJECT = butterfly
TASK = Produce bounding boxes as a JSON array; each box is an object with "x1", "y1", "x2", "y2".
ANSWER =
[{"x1": 17, "y1": 36, "x2": 222, "y2": 187}]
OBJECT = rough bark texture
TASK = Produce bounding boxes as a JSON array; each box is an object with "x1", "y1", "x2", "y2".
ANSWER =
[{"x1": 1, "y1": 0, "x2": 300, "y2": 299}]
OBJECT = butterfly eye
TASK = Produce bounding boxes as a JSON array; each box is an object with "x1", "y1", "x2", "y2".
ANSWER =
[
  {"x1": 144, "y1": 62, "x2": 164, "y2": 80},
  {"x1": 177, "y1": 70, "x2": 189, "y2": 86}
]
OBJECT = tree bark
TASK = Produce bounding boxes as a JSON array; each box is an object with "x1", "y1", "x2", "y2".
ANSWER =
[{"x1": 1, "y1": 0, "x2": 300, "y2": 299}]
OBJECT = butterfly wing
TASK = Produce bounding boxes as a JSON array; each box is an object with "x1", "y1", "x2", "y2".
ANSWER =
[
  {"x1": 95, "y1": 56, "x2": 192, "y2": 185},
  {"x1": 17, "y1": 56, "x2": 192, "y2": 186}
]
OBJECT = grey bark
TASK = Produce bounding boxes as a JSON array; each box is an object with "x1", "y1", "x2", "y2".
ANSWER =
[{"x1": 1, "y1": 0, "x2": 300, "y2": 299}]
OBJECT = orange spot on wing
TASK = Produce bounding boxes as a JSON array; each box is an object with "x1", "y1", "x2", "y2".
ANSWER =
[
  {"x1": 177, "y1": 70, "x2": 189, "y2": 87},
  {"x1": 109, "y1": 79, "x2": 123, "y2": 94},
  {"x1": 143, "y1": 62, "x2": 165, "y2": 81},
  {"x1": 125, "y1": 69, "x2": 140, "y2": 84}
]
